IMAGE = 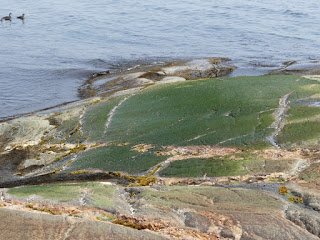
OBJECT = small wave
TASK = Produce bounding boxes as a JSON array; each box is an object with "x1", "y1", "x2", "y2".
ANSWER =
[
  {"x1": 87, "y1": 59, "x2": 109, "y2": 68},
  {"x1": 283, "y1": 9, "x2": 309, "y2": 17}
]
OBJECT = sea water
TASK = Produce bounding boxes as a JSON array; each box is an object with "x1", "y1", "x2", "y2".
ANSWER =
[{"x1": 1, "y1": 0, "x2": 320, "y2": 119}]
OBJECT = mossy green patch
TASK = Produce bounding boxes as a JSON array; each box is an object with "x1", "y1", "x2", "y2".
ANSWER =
[
  {"x1": 276, "y1": 82, "x2": 320, "y2": 147},
  {"x1": 257, "y1": 110, "x2": 275, "y2": 130},
  {"x1": 7, "y1": 183, "x2": 82, "y2": 202},
  {"x1": 287, "y1": 106, "x2": 320, "y2": 122},
  {"x1": 160, "y1": 158, "x2": 249, "y2": 177},
  {"x1": 160, "y1": 155, "x2": 295, "y2": 177},
  {"x1": 68, "y1": 145, "x2": 166, "y2": 174},
  {"x1": 105, "y1": 75, "x2": 315, "y2": 147},
  {"x1": 289, "y1": 82, "x2": 320, "y2": 101},
  {"x1": 7, "y1": 182, "x2": 116, "y2": 207},
  {"x1": 78, "y1": 182, "x2": 116, "y2": 208},
  {"x1": 82, "y1": 97, "x2": 126, "y2": 142},
  {"x1": 277, "y1": 121, "x2": 320, "y2": 145}
]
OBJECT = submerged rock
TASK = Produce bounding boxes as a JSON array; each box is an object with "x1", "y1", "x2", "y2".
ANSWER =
[{"x1": 269, "y1": 60, "x2": 320, "y2": 75}]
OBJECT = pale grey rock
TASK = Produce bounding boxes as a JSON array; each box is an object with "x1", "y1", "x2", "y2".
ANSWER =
[
  {"x1": 156, "y1": 76, "x2": 186, "y2": 84},
  {"x1": 122, "y1": 72, "x2": 146, "y2": 80},
  {"x1": 0, "y1": 208, "x2": 169, "y2": 240}
]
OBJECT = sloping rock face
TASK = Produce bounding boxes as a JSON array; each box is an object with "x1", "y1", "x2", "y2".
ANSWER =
[
  {"x1": 2, "y1": 183, "x2": 320, "y2": 240},
  {"x1": 125, "y1": 186, "x2": 318, "y2": 240},
  {"x1": 0, "y1": 208, "x2": 168, "y2": 240}
]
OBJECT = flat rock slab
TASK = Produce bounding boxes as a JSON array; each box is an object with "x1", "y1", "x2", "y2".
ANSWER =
[{"x1": 0, "y1": 208, "x2": 169, "y2": 240}]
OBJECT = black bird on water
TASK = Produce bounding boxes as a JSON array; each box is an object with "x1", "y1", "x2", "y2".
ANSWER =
[
  {"x1": 1, "y1": 13, "x2": 12, "y2": 21},
  {"x1": 17, "y1": 14, "x2": 25, "y2": 20}
]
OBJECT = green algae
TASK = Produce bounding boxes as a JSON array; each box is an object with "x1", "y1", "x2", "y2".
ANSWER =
[
  {"x1": 7, "y1": 182, "x2": 116, "y2": 207},
  {"x1": 8, "y1": 183, "x2": 83, "y2": 202},
  {"x1": 82, "y1": 96, "x2": 127, "y2": 142},
  {"x1": 104, "y1": 75, "x2": 315, "y2": 147},
  {"x1": 68, "y1": 145, "x2": 166, "y2": 174}
]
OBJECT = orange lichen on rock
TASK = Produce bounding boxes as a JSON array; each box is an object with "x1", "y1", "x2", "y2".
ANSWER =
[
  {"x1": 278, "y1": 186, "x2": 290, "y2": 195},
  {"x1": 288, "y1": 196, "x2": 303, "y2": 204}
]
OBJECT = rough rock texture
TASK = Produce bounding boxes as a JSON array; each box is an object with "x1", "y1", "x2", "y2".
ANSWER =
[
  {"x1": 124, "y1": 186, "x2": 318, "y2": 240},
  {"x1": 79, "y1": 58, "x2": 236, "y2": 98},
  {"x1": 269, "y1": 60, "x2": 320, "y2": 75},
  {"x1": 162, "y1": 58, "x2": 234, "y2": 79},
  {"x1": 286, "y1": 207, "x2": 320, "y2": 238},
  {"x1": 0, "y1": 208, "x2": 169, "y2": 240}
]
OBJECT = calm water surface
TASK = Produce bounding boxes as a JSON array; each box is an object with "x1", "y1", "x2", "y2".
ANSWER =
[{"x1": 1, "y1": 0, "x2": 320, "y2": 119}]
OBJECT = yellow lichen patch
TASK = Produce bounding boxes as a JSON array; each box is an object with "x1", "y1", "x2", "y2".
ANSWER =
[
  {"x1": 135, "y1": 176, "x2": 157, "y2": 187},
  {"x1": 25, "y1": 203, "x2": 62, "y2": 215},
  {"x1": 127, "y1": 164, "x2": 162, "y2": 187},
  {"x1": 68, "y1": 123, "x2": 82, "y2": 137},
  {"x1": 113, "y1": 219, "x2": 144, "y2": 230},
  {"x1": 159, "y1": 145, "x2": 241, "y2": 161},
  {"x1": 69, "y1": 170, "x2": 94, "y2": 175},
  {"x1": 278, "y1": 186, "x2": 290, "y2": 195},
  {"x1": 117, "y1": 142, "x2": 130, "y2": 146},
  {"x1": 49, "y1": 144, "x2": 87, "y2": 166},
  {"x1": 10, "y1": 126, "x2": 19, "y2": 132},
  {"x1": 148, "y1": 164, "x2": 162, "y2": 176},
  {"x1": 288, "y1": 196, "x2": 303, "y2": 204},
  {"x1": 155, "y1": 151, "x2": 163, "y2": 155},
  {"x1": 132, "y1": 144, "x2": 154, "y2": 152},
  {"x1": 69, "y1": 144, "x2": 87, "y2": 154},
  {"x1": 92, "y1": 99, "x2": 101, "y2": 105}
]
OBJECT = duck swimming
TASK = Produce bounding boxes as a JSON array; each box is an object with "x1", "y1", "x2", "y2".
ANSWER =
[
  {"x1": 1, "y1": 13, "x2": 12, "y2": 21},
  {"x1": 17, "y1": 14, "x2": 25, "y2": 20}
]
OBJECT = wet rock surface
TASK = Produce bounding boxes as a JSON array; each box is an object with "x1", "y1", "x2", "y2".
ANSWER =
[
  {"x1": 79, "y1": 58, "x2": 236, "y2": 98},
  {"x1": 269, "y1": 60, "x2": 320, "y2": 75}
]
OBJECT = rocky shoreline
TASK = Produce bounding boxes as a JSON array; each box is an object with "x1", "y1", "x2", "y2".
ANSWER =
[
  {"x1": 3, "y1": 57, "x2": 320, "y2": 123},
  {"x1": 1, "y1": 58, "x2": 320, "y2": 239}
]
